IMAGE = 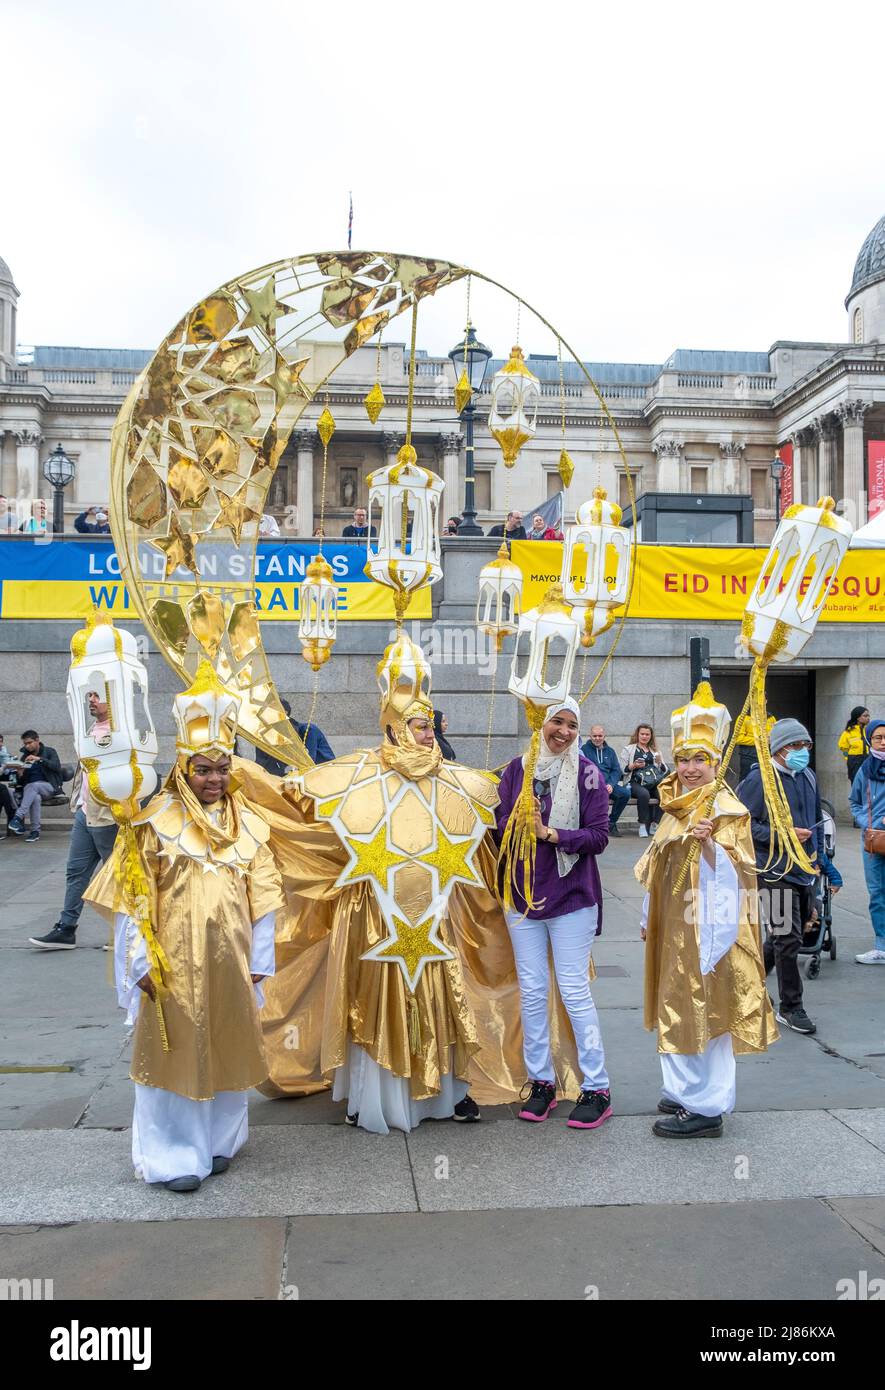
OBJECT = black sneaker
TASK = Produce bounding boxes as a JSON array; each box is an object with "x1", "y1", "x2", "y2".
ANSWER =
[
  {"x1": 653, "y1": 1109, "x2": 723, "y2": 1139},
  {"x1": 453, "y1": 1094, "x2": 481, "y2": 1122},
  {"x1": 657, "y1": 1097, "x2": 680, "y2": 1115},
  {"x1": 26, "y1": 830, "x2": 40, "y2": 843},
  {"x1": 344, "y1": 1112, "x2": 359, "y2": 1126},
  {"x1": 776, "y1": 1007, "x2": 816, "y2": 1035},
  {"x1": 518, "y1": 1080, "x2": 557, "y2": 1123},
  {"x1": 567, "y1": 1088, "x2": 612, "y2": 1129},
  {"x1": 29, "y1": 925, "x2": 76, "y2": 950},
  {"x1": 164, "y1": 1175, "x2": 201, "y2": 1192},
  {"x1": 608, "y1": 823, "x2": 621, "y2": 837},
  {"x1": 210, "y1": 1155, "x2": 230, "y2": 1175}
]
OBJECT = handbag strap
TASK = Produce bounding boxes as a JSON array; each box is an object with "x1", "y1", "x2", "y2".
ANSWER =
[{"x1": 868, "y1": 775, "x2": 874, "y2": 832}]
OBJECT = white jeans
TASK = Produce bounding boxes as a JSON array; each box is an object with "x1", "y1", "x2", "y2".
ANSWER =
[{"x1": 506, "y1": 906, "x2": 609, "y2": 1092}]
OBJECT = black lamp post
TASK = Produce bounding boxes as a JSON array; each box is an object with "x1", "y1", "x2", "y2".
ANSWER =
[
  {"x1": 770, "y1": 449, "x2": 785, "y2": 525},
  {"x1": 42, "y1": 443, "x2": 77, "y2": 534},
  {"x1": 448, "y1": 325, "x2": 492, "y2": 536}
]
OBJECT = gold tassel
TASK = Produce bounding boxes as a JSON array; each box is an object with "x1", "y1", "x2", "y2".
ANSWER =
[
  {"x1": 749, "y1": 657, "x2": 815, "y2": 880},
  {"x1": 497, "y1": 699, "x2": 548, "y2": 915},
  {"x1": 114, "y1": 816, "x2": 172, "y2": 1052},
  {"x1": 407, "y1": 993, "x2": 422, "y2": 1056}
]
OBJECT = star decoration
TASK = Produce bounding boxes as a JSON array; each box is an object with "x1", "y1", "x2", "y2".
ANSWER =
[
  {"x1": 152, "y1": 513, "x2": 199, "y2": 577},
  {"x1": 361, "y1": 914, "x2": 454, "y2": 992},
  {"x1": 339, "y1": 821, "x2": 407, "y2": 889},
  {"x1": 211, "y1": 483, "x2": 261, "y2": 545},
  {"x1": 240, "y1": 277, "x2": 292, "y2": 338},
  {"x1": 259, "y1": 352, "x2": 311, "y2": 411},
  {"x1": 417, "y1": 826, "x2": 481, "y2": 892}
]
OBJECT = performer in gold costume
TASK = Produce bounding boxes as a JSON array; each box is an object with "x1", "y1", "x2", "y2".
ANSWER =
[
  {"x1": 236, "y1": 632, "x2": 580, "y2": 1135},
  {"x1": 636, "y1": 683, "x2": 777, "y2": 1139},
  {"x1": 85, "y1": 663, "x2": 284, "y2": 1191}
]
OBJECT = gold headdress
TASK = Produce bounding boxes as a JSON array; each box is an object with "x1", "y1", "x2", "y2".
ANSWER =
[
  {"x1": 670, "y1": 681, "x2": 731, "y2": 760},
  {"x1": 173, "y1": 659, "x2": 241, "y2": 764},
  {"x1": 376, "y1": 632, "x2": 439, "y2": 778}
]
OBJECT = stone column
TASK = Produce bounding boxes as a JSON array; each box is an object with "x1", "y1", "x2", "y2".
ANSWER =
[
  {"x1": 437, "y1": 431, "x2": 462, "y2": 516},
  {"x1": 13, "y1": 428, "x2": 42, "y2": 506},
  {"x1": 788, "y1": 430, "x2": 804, "y2": 505},
  {"x1": 718, "y1": 440, "x2": 745, "y2": 493},
  {"x1": 836, "y1": 399, "x2": 870, "y2": 527},
  {"x1": 652, "y1": 437, "x2": 682, "y2": 492},
  {"x1": 382, "y1": 430, "x2": 405, "y2": 467},
  {"x1": 811, "y1": 415, "x2": 837, "y2": 501},
  {"x1": 293, "y1": 429, "x2": 315, "y2": 536}
]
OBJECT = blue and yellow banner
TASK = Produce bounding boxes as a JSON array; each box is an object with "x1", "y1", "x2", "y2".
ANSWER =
[{"x1": 0, "y1": 540, "x2": 431, "y2": 621}]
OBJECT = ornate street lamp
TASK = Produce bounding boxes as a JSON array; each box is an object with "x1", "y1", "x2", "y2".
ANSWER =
[
  {"x1": 42, "y1": 443, "x2": 77, "y2": 534},
  {"x1": 770, "y1": 450, "x2": 785, "y2": 525},
  {"x1": 447, "y1": 325, "x2": 492, "y2": 536}
]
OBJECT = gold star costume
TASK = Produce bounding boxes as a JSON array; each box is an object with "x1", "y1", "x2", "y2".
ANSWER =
[
  {"x1": 234, "y1": 633, "x2": 582, "y2": 1133},
  {"x1": 84, "y1": 663, "x2": 284, "y2": 1183},
  {"x1": 636, "y1": 683, "x2": 777, "y2": 1117}
]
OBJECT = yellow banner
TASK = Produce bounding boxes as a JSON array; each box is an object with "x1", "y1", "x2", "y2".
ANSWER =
[{"x1": 511, "y1": 541, "x2": 885, "y2": 623}]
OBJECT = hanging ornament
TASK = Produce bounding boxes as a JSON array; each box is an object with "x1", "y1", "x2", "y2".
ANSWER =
[
  {"x1": 561, "y1": 486, "x2": 631, "y2": 648},
  {"x1": 454, "y1": 371, "x2": 473, "y2": 415},
  {"x1": 364, "y1": 381, "x2": 386, "y2": 424},
  {"x1": 299, "y1": 553, "x2": 338, "y2": 670},
  {"x1": 489, "y1": 346, "x2": 540, "y2": 468},
  {"x1": 477, "y1": 543, "x2": 523, "y2": 651},
  {"x1": 508, "y1": 583, "x2": 580, "y2": 706},
  {"x1": 317, "y1": 405, "x2": 336, "y2": 448},
  {"x1": 365, "y1": 444, "x2": 444, "y2": 624},
  {"x1": 557, "y1": 448, "x2": 575, "y2": 488}
]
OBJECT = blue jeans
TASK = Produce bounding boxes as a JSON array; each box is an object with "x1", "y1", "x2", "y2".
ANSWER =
[
  {"x1": 608, "y1": 784, "x2": 631, "y2": 826},
  {"x1": 862, "y1": 848, "x2": 885, "y2": 949},
  {"x1": 59, "y1": 810, "x2": 118, "y2": 929}
]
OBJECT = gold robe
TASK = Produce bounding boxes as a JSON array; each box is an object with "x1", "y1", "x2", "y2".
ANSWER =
[
  {"x1": 636, "y1": 774, "x2": 778, "y2": 1056},
  {"x1": 234, "y1": 755, "x2": 583, "y2": 1105},
  {"x1": 84, "y1": 774, "x2": 284, "y2": 1101}
]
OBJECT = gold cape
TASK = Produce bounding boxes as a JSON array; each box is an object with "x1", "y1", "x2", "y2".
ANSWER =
[
  {"x1": 233, "y1": 755, "x2": 585, "y2": 1105},
  {"x1": 84, "y1": 772, "x2": 284, "y2": 1101},
  {"x1": 635, "y1": 773, "x2": 778, "y2": 1056}
]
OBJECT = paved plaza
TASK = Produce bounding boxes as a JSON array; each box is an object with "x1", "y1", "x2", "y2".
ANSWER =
[{"x1": 2, "y1": 822, "x2": 885, "y2": 1300}]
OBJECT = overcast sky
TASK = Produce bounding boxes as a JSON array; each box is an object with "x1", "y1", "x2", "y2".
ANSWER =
[{"x1": 3, "y1": 0, "x2": 884, "y2": 367}]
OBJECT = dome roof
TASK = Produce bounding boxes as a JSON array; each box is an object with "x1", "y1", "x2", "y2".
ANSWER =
[
  {"x1": 847, "y1": 214, "x2": 885, "y2": 303},
  {"x1": 0, "y1": 254, "x2": 16, "y2": 287}
]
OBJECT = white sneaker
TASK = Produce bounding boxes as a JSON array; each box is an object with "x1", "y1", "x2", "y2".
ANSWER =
[
  {"x1": 638, "y1": 826, "x2": 649, "y2": 838},
  {"x1": 855, "y1": 949, "x2": 885, "y2": 965}
]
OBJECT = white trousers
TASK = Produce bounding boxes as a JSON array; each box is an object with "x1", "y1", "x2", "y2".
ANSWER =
[
  {"x1": 506, "y1": 906, "x2": 609, "y2": 1092},
  {"x1": 332, "y1": 1041, "x2": 468, "y2": 1136},
  {"x1": 659, "y1": 1034, "x2": 736, "y2": 1117},
  {"x1": 132, "y1": 1084, "x2": 249, "y2": 1183}
]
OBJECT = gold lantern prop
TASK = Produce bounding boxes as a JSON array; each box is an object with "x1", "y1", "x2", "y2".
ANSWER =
[
  {"x1": 66, "y1": 609, "x2": 170, "y2": 1048},
  {"x1": 488, "y1": 346, "x2": 541, "y2": 468},
  {"x1": 476, "y1": 543, "x2": 523, "y2": 651},
  {"x1": 365, "y1": 444, "x2": 444, "y2": 625},
  {"x1": 499, "y1": 585, "x2": 581, "y2": 913},
  {"x1": 299, "y1": 553, "x2": 338, "y2": 671},
  {"x1": 561, "y1": 487, "x2": 631, "y2": 648}
]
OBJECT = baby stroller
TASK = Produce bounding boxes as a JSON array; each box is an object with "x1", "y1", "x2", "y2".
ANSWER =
[{"x1": 801, "y1": 797, "x2": 838, "y2": 980}]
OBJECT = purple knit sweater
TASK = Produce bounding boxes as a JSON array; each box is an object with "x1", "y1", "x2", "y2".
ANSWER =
[{"x1": 495, "y1": 753, "x2": 609, "y2": 926}]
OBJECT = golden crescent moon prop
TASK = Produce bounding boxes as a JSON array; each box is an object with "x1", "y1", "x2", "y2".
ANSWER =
[{"x1": 110, "y1": 252, "x2": 636, "y2": 767}]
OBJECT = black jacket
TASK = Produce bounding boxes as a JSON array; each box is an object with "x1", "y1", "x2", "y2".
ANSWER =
[
  {"x1": 20, "y1": 742, "x2": 63, "y2": 793},
  {"x1": 342, "y1": 525, "x2": 377, "y2": 538},
  {"x1": 737, "y1": 763, "x2": 823, "y2": 885},
  {"x1": 487, "y1": 524, "x2": 527, "y2": 540}
]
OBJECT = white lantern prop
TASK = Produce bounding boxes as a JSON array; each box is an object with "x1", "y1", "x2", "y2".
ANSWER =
[
  {"x1": 508, "y1": 584, "x2": 580, "y2": 707},
  {"x1": 488, "y1": 346, "x2": 541, "y2": 468},
  {"x1": 741, "y1": 496, "x2": 853, "y2": 663},
  {"x1": 299, "y1": 553, "x2": 338, "y2": 671},
  {"x1": 66, "y1": 609, "x2": 158, "y2": 809},
  {"x1": 365, "y1": 444, "x2": 444, "y2": 620},
  {"x1": 477, "y1": 543, "x2": 523, "y2": 651},
  {"x1": 561, "y1": 486, "x2": 631, "y2": 648}
]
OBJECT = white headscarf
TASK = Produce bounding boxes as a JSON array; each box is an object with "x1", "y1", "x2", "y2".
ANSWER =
[{"x1": 523, "y1": 696, "x2": 582, "y2": 878}]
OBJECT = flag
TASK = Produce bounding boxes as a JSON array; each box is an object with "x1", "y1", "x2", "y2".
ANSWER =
[{"x1": 348, "y1": 192, "x2": 353, "y2": 249}]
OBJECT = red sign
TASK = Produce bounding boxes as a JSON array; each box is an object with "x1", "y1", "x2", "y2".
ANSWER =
[
  {"x1": 779, "y1": 442, "x2": 794, "y2": 509},
  {"x1": 869, "y1": 441, "x2": 885, "y2": 519}
]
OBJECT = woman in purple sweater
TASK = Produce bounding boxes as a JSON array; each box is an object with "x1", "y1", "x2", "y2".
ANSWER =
[{"x1": 496, "y1": 697, "x2": 612, "y2": 1129}]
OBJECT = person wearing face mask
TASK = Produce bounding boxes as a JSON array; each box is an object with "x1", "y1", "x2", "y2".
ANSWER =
[
  {"x1": 638, "y1": 684, "x2": 777, "y2": 1138},
  {"x1": 849, "y1": 717, "x2": 885, "y2": 965},
  {"x1": 496, "y1": 698, "x2": 613, "y2": 1129},
  {"x1": 737, "y1": 719, "x2": 824, "y2": 1036}
]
